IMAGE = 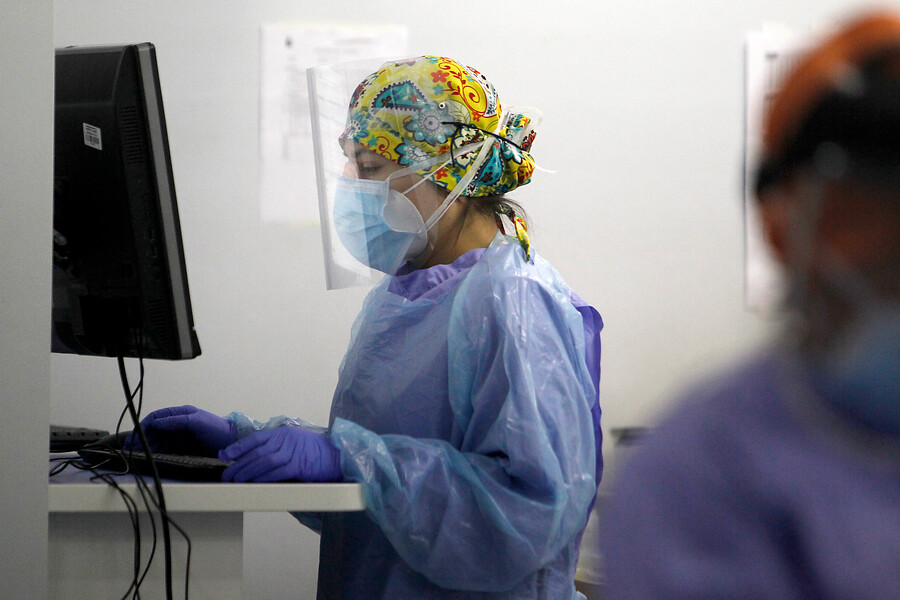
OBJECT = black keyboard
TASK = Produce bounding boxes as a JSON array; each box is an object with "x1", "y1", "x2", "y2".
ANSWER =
[{"x1": 77, "y1": 432, "x2": 230, "y2": 482}]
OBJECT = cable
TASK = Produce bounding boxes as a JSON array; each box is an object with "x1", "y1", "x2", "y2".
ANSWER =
[
  {"x1": 116, "y1": 357, "x2": 144, "y2": 435},
  {"x1": 51, "y1": 451, "x2": 193, "y2": 599},
  {"x1": 129, "y1": 471, "x2": 193, "y2": 600},
  {"x1": 50, "y1": 457, "x2": 150, "y2": 598},
  {"x1": 117, "y1": 354, "x2": 176, "y2": 600},
  {"x1": 91, "y1": 470, "x2": 147, "y2": 600},
  {"x1": 51, "y1": 350, "x2": 193, "y2": 598},
  {"x1": 127, "y1": 467, "x2": 159, "y2": 600}
]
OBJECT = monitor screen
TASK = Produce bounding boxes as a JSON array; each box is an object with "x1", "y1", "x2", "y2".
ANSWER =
[{"x1": 52, "y1": 42, "x2": 201, "y2": 360}]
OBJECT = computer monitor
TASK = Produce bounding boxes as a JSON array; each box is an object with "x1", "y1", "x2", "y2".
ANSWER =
[{"x1": 52, "y1": 42, "x2": 201, "y2": 360}]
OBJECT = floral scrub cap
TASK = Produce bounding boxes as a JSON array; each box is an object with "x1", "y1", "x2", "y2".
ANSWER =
[{"x1": 340, "y1": 56, "x2": 538, "y2": 199}]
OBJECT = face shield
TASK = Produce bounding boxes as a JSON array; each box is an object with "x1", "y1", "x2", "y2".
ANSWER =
[
  {"x1": 787, "y1": 174, "x2": 900, "y2": 436},
  {"x1": 308, "y1": 56, "x2": 538, "y2": 289},
  {"x1": 762, "y1": 146, "x2": 900, "y2": 439}
]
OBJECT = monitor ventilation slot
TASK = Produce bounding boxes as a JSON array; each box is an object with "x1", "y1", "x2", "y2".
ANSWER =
[{"x1": 119, "y1": 106, "x2": 147, "y2": 165}]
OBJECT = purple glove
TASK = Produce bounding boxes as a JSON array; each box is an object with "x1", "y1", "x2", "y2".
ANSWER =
[
  {"x1": 218, "y1": 426, "x2": 343, "y2": 483},
  {"x1": 127, "y1": 405, "x2": 238, "y2": 457}
]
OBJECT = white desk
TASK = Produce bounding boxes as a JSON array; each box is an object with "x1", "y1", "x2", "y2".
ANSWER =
[{"x1": 49, "y1": 463, "x2": 364, "y2": 599}]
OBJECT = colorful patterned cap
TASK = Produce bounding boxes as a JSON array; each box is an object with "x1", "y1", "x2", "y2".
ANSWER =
[{"x1": 340, "y1": 56, "x2": 537, "y2": 197}]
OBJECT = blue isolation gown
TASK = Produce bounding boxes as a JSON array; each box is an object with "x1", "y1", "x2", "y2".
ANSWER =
[
  {"x1": 310, "y1": 234, "x2": 602, "y2": 599},
  {"x1": 599, "y1": 347, "x2": 900, "y2": 600}
]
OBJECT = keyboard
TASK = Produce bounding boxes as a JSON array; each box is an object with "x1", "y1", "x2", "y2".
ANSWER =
[{"x1": 77, "y1": 432, "x2": 230, "y2": 482}]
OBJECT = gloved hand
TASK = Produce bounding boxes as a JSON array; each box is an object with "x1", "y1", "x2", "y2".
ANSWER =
[
  {"x1": 218, "y1": 426, "x2": 343, "y2": 483},
  {"x1": 126, "y1": 405, "x2": 238, "y2": 457}
]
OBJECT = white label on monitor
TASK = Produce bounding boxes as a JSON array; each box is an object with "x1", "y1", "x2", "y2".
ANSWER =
[{"x1": 82, "y1": 123, "x2": 102, "y2": 150}]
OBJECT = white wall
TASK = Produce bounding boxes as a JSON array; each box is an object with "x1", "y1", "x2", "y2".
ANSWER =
[
  {"x1": 1, "y1": 2, "x2": 53, "y2": 598},
  {"x1": 46, "y1": 0, "x2": 878, "y2": 598}
]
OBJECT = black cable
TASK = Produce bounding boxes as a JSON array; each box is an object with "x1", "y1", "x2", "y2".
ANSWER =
[
  {"x1": 116, "y1": 357, "x2": 144, "y2": 436},
  {"x1": 49, "y1": 456, "x2": 75, "y2": 477},
  {"x1": 127, "y1": 467, "x2": 158, "y2": 600},
  {"x1": 129, "y1": 472, "x2": 193, "y2": 600},
  {"x1": 117, "y1": 355, "x2": 175, "y2": 600},
  {"x1": 117, "y1": 355, "x2": 193, "y2": 600},
  {"x1": 118, "y1": 343, "x2": 151, "y2": 599},
  {"x1": 51, "y1": 447, "x2": 193, "y2": 599},
  {"x1": 52, "y1": 458, "x2": 147, "y2": 599},
  {"x1": 118, "y1": 355, "x2": 152, "y2": 598},
  {"x1": 89, "y1": 470, "x2": 144, "y2": 600},
  {"x1": 52, "y1": 353, "x2": 191, "y2": 598}
]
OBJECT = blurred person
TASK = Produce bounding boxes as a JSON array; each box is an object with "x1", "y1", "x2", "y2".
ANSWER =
[
  {"x1": 133, "y1": 56, "x2": 603, "y2": 599},
  {"x1": 599, "y1": 10, "x2": 900, "y2": 599}
]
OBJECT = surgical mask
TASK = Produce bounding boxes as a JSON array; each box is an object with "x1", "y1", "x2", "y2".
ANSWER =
[
  {"x1": 332, "y1": 154, "x2": 457, "y2": 274},
  {"x1": 331, "y1": 143, "x2": 490, "y2": 275},
  {"x1": 805, "y1": 248, "x2": 900, "y2": 437},
  {"x1": 332, "y1": 176, "x2": 428, "y2": 275},
  {"x1": 813, "y1": 301, "x2": 900, "y2": 436}
]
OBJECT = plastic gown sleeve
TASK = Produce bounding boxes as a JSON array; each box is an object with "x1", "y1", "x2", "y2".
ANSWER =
[
  {"x1": 227, "y1": 411, "x2": 328, "y2": 532},
  {"x1": 226, "y1": 412, "x2": 327, "y2": 438},
  {"x1": 330, "y1": 265, "x2": 598, "y2": 592}
]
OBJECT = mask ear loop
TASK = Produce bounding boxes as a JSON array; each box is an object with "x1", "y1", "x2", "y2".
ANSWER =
[
  {"x1": 384, "y1": 124, "x2": 527, "y2": 263},
  {"x1": 380, "y1": 138, "x2": 492, "y2": 274},
  {"x1": 384, "y1": 138, "x2": 498, "y2": 234},
  {"x1": 422, "y1": 136, "x2": 497, "y2": 232}
]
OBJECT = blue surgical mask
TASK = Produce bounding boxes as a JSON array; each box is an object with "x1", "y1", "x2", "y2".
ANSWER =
[
  {"x1": 331, "y1": 153, "x2": 461, "y2": 275},
  {"x1": 815, "y1": 303, "x2": 900, "y2": 436},
  {"x1": 332, "y1": 176, "x2": 428, "y2": 275}
]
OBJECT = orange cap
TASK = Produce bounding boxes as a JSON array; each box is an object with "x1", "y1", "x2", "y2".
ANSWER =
[{"x1": 763, "y1": 10, "x2": 900, "y2": 158}]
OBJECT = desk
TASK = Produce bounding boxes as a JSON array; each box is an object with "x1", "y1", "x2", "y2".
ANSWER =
[{"x1": 49, "y1": 463, "x2": 365, "y2": 599}]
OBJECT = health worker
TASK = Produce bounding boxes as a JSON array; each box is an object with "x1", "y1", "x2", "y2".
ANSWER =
[
  {"x1": 135, "y1": 56, "x2": 603, "y2": 600},
  {"x1": 599, "y1": 10, "x2": 900, "y2": 600}
]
